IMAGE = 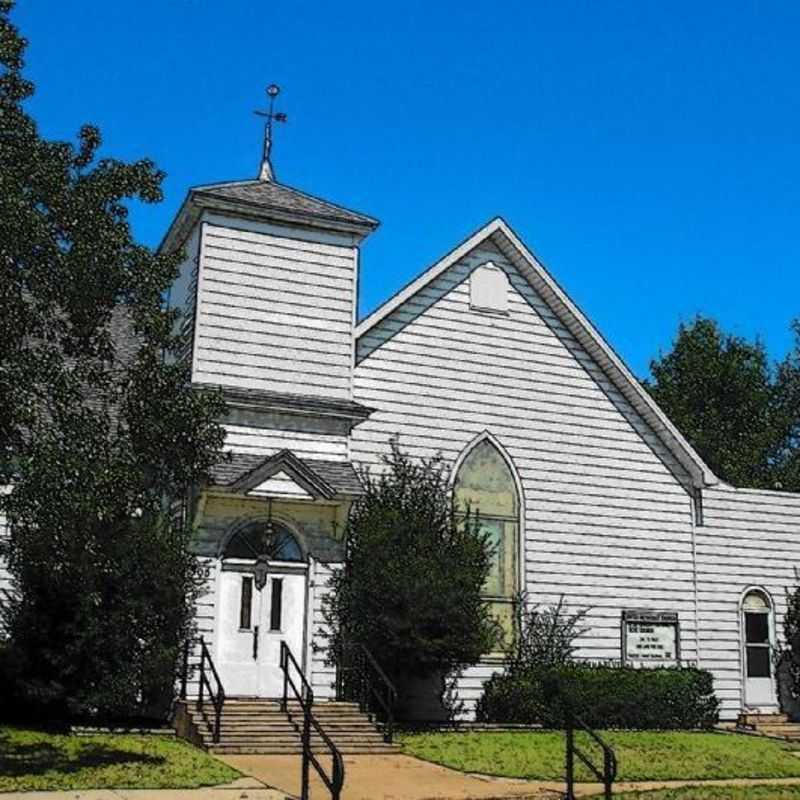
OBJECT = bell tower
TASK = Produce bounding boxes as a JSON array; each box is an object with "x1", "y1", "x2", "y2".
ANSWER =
[{"x1": 162, "y1": 87, "x2": 379, "y2": 406}]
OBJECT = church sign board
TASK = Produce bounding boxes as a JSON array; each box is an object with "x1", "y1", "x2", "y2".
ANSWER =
[{"x1": 622, "y1": 610, "x2": 680, "y2": 666}]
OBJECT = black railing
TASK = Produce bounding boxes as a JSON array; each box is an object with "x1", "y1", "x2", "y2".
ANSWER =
[
  {"x1": 565, "y1": 710, "x2": 617, "y2": 800},
  {"x1": 180, "y1": 636, "x2": 226, "y2": 744},
  {"x1": 335, "y1": 641, "x2": 397, "y2": 743},
  {"x1": 280, "y1": 641, "x2": 345, "y2": 800}
]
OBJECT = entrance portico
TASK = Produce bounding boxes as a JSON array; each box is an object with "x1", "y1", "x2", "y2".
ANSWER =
[{"x1": 197, "y1": 446, "x2": 363, "y2": 700}]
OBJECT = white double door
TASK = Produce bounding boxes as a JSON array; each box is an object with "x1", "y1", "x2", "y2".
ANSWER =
[{"x1": 217, "y1": 563, "x2": 307, "y2": 697}]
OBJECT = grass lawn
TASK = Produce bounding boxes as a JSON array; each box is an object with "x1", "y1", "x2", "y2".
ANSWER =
[
  {"x1": 0, "y1": 725, "x2": 240, "y2": 792},
  {"x1": 399, "y1": 730, "x2": 800, "y2": 783},
  {"x1": 616, "y1": 787, "x2": 800, "y2": 799}
]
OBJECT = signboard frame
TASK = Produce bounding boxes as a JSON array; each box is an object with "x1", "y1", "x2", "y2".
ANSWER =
[{"x1": 621, "y1": 609, "x2": 681, "y2": 666}]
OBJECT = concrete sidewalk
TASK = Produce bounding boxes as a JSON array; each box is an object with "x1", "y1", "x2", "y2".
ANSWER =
[
  {"x1": 0, "y1": 777, "x2": 293, "y2": 800},
  {"x1": 221, "y1": 754, "x2": 559, "y2": 799},
  {"x1": 8, "y1": 764, "x2": 800, "y2": 800},
  {"x1": 220, "y1": 753, "x2": 800, "y2": 799}
]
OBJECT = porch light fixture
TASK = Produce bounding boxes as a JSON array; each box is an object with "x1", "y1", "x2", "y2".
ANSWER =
[
  {"x1": 253, "y1": 497, "x2": 274, "y2": 590},
  {"x1": 254, "y1": 554, "x2": 270, "y2": 591}
]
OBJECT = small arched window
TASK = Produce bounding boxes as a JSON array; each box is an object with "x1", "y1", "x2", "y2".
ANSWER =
[
  {"x1": 454, "y1": 438, "x2": 520, "y2": 647},
  {"x1": 223, "y1": 520, "x2": 303, "y2": 562}
]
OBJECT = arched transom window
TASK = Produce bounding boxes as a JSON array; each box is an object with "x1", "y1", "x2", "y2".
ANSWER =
[
  {"x1": 454, "y1": 438, "x2": 519, "y2": 647},
  {"x1": 223, "y1": 520, "x2": 303, "y2": 562}
]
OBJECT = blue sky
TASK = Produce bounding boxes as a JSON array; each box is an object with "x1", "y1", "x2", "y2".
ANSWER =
[{"x1": 13, "y1": 1, "x2": 800, "y2": 378}]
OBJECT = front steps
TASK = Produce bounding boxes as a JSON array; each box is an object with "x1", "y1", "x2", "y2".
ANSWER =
[
  {"x1": 736, "y1": 712, "x2": 800, "y2": 740},
  {"x1": 176, "y1": 698, "x2": 401, "y2": 755}
]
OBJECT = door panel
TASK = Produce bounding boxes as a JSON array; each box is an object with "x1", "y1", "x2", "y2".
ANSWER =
[
  {"x1": 217, "y1": 566, "x2": 307, "y2": 697},
  {"x1": 258, "y1": 573, "x2": 306, "y2": 696},
  {"x1": 744, "y1": 608, "x2": 775, "y2": 708},
  {"x1": 217, "y1": 571, "x2": 260, "y2": 695}
]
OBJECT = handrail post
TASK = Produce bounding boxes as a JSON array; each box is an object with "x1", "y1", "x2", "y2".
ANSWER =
[
  {"x1": 603, "y1": 748, "x2": 613, "y2": 800},
  {"x1": 280, "y1": 642, "x2": 288, "y2": 712},
  {"x1": 386, "y1": 692, "x2": 394, "y2": 743},
  {"x1": 301, "y1": 695, "x2": 311, "y2": 800},
  {"x1": 332, "y1": 751, "x2": 343, "y2": 800},
  {"x1": 359, "y1": 649, "x2": 367, "y2": 712},
  {"x1": 180, "y1": 638, "x2": 189, "y2": 700},
  {"x1": 197, "y1": 642, "x2": 205, "y2": 710}
]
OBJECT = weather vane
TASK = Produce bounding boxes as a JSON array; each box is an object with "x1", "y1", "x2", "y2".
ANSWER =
[{"x1": 255, "y1": 84, "x2": 287, "y2": 182}]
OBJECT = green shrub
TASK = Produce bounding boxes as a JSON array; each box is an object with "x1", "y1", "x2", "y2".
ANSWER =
[{"x1": 476, "y1": 663, "x2": 720, "y2": 729}]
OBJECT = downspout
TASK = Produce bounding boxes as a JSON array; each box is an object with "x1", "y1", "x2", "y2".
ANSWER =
[{"x1": 690, "y1": 488, "x2": 701, "y2": 669}]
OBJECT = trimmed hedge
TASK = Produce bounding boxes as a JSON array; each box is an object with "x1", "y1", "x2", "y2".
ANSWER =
[{"x1": 475, "y1": 663, "x2": 720, "y2": 729}]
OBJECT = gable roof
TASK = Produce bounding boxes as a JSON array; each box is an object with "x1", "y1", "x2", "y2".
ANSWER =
[
  {"x1": 355, "y1": 217, "x2": 719, "y2": 490},
  {"x1": 211, "y1": 452, "x2": 363, "y2": 497},
  {"x1": 228, "y1": 449, "x2": 336, "y2": 499}
]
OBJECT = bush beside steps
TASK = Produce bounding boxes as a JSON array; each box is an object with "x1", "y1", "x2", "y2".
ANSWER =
[{"x1": 476, "y1": 663, "x2": 720, "y2": 729}]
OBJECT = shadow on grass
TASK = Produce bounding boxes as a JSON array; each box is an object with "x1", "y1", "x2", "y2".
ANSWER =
[{"x1": 0, "y1": 731, "x2": 165, "y2": 778}]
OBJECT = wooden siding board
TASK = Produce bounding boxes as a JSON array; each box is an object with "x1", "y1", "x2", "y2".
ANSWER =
[
  {"x1": 223, "y1": 424, "x2": 349, "y2": 460},
  {"x1": 310, "y1": 561, "x2": 338, "y2": 699},
  {"x1": 194, "y1": 222, "x2": 356, "y2": 400},
  {"x1": 693, "y1": 485, "x2": 800, "y2": 718},
  {"x1": 351, "y1": 244, "x2": 699, "y2": 717}
]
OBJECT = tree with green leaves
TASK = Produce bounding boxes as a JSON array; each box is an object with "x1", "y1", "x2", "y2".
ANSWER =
[
  {"x1": 0, "y1": 2, "x2": 226, "y2": 720},
  {"x1": 324, "y1": 442, "x2": 499, "y2": 714},
  {"x1": 645, "y1": 316, "x2": 799, "y2": 491}
]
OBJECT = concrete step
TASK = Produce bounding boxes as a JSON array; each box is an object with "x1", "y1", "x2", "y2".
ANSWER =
[
  {"x1": 204, "y1": 732, "x2": 388, "y2": 743},
  {"x1": 208, "y1": 744, "x2": 402, "y2": 755},
  {"x1": 738, "y1": 713, "x2": 790, "y2": 726},
  {"x1": 749, "y1": 725, "x2": 800, "y2": 737},
  {"x1": 178, "y1": 696, "x2": 391, "y2": 755},
  {"x1": 196, "y1": 724, "x2": 382, "y2": 735},
  {"x1": 221, "y1": 701, "x2": 360, "y2": 711}
]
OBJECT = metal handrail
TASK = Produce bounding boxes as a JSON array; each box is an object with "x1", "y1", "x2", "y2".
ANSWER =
[
  {"x1": 280, "y1": 641, "x2": 345, "y2": 800},
  {"x1": 565, "y1": 711, "x2": 617, "y2": 800},
  {"x1": 336, "y1": 642, "x2": 397, "y2": 743},
  {"x1": 180, "y1": 636, "x2": 226, "y2": 744}
]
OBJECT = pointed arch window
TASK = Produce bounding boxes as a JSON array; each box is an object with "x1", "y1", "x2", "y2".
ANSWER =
[{"x1": 454, "y1": 438, "x2": 519, "y2": 647}]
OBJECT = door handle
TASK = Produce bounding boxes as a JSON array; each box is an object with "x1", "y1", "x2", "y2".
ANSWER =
[{"x1": 253, "y1": 625, "x2": 259, "y2": 661}]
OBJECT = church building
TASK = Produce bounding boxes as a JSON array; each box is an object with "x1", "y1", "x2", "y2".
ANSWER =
[{"x1": 4, "y1": 106, "x2": 800, "y2": 727}]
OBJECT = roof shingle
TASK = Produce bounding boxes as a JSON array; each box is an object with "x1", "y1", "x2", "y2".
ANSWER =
[
  {"x1": 210, "y1": 452, "x2": 364, "y2": 497},
  {"x1": 193, "y1": 179, "x2": 378, "y2": 231}
]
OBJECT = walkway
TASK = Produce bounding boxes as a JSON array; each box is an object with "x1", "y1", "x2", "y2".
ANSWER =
[
  {"x1": 0, "y1": 777, "x2": 290, "y2": 800},
  {"x1": 220, "y1": 752, "x2": 800, "y2": 799}
]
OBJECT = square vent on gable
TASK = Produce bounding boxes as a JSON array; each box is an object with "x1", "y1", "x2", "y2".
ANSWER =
[{"x1": 470, "y1": 262, "x2": 509, "y2": 314}]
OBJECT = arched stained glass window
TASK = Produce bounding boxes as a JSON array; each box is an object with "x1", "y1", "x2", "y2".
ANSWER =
[
  {"x1": 454, "y1": 438, "x2": 519, "y2": 648},
  {"x1": 223, "y1": 521, "x2": 303, "y2": 562}
]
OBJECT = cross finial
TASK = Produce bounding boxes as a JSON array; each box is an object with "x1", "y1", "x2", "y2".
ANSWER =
[{"x1": 254, "y1": 84, "x2": 288, "y2": 182}]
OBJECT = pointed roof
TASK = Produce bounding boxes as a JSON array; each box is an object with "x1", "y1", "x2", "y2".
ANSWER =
[
  {"x1": 160, "y1": 177, "x2": 378, "y2": 253},
  {"x1": 356, "y1": 217, "x2": 719, "y2": 490},
  {"x1": 212, "y1": 449, "x2": 364, "y2": 498},
  {"x1": 193, "y1": 179, "x2": 379, "y2": 230}
]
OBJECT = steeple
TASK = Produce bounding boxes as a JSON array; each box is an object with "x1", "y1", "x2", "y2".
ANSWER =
[{"x1": 254, "y1": 84, "x2": 287, "y2": 182}]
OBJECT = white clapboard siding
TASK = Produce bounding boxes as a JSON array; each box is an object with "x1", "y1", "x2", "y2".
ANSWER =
[
  {"x1": 351, "y1": 240, "x2": 699, "y2": 717},
  {"x1": 185, "y1": 558, "x2": 217, "y2": 698},
  {"x1": 309, "y1": 560, "x2": 339, "y2": 700},
  {"x1": 192, "y1": 221, "x2": 357, "y2": 400},
  {"x1": 223, "y1": 424, "x2": 349, "y2": 461},
  {"x1": 697, "y1": 485, "x2": 800, "y2": 719}
]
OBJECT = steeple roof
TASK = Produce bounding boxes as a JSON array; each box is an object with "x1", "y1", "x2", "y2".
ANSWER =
[
  {"x1": 160, "y1": 176, "x2": 378, "y2": 253},
  {"x1": 193, "y1": 178, "x2": 378, "y2": 230}
]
